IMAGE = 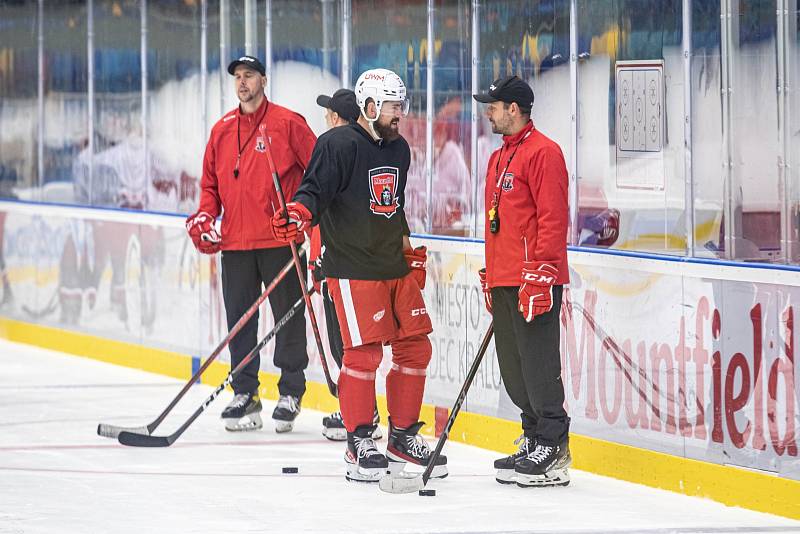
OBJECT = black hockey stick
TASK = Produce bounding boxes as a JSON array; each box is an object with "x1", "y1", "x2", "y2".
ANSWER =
[
  {"x1": 98, "y1": 249, "x2": 305, "y2": 439},
  {"x1": 263, "y1": 140, "x2": 337, "y2": 397},
  {"x1": 21, "y1": 289, "x2": 58, "y2": 319},
  {"x1": 379, "y1": 323, "x2": 495, "y2": 494},
  {"x1": 117, "y1": 290, "x2": 312, "y2": 447}
]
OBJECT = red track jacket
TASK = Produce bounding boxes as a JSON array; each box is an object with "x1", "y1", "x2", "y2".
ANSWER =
[
  {"x1": 199, "y1": 97, "x2": 317, "y2": 250},
  {"x1": 484, "y1": 121, "x2": 570, "y2": 287}
]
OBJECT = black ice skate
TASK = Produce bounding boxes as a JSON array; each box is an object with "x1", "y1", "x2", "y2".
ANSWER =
[
  {"x1": 386, "y1": 420, "x2": 447, "y2": 479},
  {"x1": 345, "y1": 425, "x2": 388, "y2": 483},
  {"x1": 221, "y1": 392, "x2": 263, "y2": 431},
  {"x1": 494, "y1": 434, "x2": 535, "y2": 484},
  {"x1": 322, "y1": 406, "x2": 382, "y2": 441},
  {"x1": 272, "y1": 395, "x2": 301, "y2": 433},
  {"x1": 514, "y1": 440, "x2": 571, "y2": 487}
]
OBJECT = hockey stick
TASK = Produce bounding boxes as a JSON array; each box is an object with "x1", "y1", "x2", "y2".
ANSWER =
[
  {"x1": 379, "y1": 323, "x2": 495, "y2": 494},
  {"x1": 263, "y1": 140, "x2": 337, "y2": 397},
  {"x1": 97, "y1": 248, "x2": 305, "y2": 439},
  {"x1": 21, "y1": 289, "x2": 58, "y2": 319},
  {"x1": 117, "y1": 290, "x2": 312, "y2": 447}
]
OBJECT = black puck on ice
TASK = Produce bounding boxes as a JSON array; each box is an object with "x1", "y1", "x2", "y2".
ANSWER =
[
  {"x1": 418, "y1": 489, "x2": 436, "y2": 496},
  {"x1": 282, "y1": 466, "x2": 299, "y2": 474}
]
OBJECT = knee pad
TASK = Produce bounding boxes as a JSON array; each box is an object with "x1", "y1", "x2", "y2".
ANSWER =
[
  {"x1": 341, "y1": 341, "x2": 383, "y2": 378},
  {"x1": 391, "y1": 333, "x2": 432, "y2": 370}
]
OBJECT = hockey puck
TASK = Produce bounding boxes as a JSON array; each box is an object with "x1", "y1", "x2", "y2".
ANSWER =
[
  {"x1": 418, "y1": 489, "x2": 436, "y2": 496},
  {"x1": 282, "y1": 467, "x2": 299, "y2": 474}
]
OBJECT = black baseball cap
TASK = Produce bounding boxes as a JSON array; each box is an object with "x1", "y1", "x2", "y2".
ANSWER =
[
  {"x1": 473, "y1": 75, "x2": 534, "y2": 109},
  {"x1": 227, "y1": 55, "x2": 266, "y2": 76},
  {"x1": 316, "y1": 88, "x2": 360, "y2": 122}
]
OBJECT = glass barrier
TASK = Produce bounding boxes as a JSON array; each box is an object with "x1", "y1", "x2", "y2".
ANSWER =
[
  {"x1": 577, "y1": 0, "x2": 685, "y2": 254},
  {"x1": 352, "y1": 0, "x2": 428, "y2": 233},
  {"x1": 0, "y1": 0, "x2": 38, "y2": 201}
]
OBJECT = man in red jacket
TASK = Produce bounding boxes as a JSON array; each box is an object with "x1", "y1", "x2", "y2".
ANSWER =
[
  {"x1": 473, "y1": 76, "x2": 572, "y2": 487},
  {"x1": 185, "y1": 55, "x2": 317, "y2": 433}
]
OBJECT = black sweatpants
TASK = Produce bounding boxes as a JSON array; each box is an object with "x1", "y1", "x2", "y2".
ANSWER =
[
  {"x1": 221, "y1": 247, "x2": 308, "y2": 398},
  {"x1": 491, "y1": 285, "x2": 570, "y2": 446}
]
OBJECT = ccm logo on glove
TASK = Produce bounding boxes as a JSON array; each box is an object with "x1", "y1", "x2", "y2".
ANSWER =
[
  {"x1": 404, "y1": 245, "x2": 427, "y2": 290},
  {"x1": 518, "y1": 261, "x2": 559, "y2": 322}
]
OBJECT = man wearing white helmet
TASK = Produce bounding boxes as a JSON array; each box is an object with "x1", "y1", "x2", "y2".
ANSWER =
[{"x1": 271, "y1": 68, "x2": 445, "y2": 483}]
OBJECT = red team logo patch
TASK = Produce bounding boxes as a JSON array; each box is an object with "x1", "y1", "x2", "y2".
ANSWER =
[
  {"x1": 368, "y1": 166, "x2": 400, "y2": 218},
  {"x1": 501, "y1": 172, "x2": 514, "y2": 192}
]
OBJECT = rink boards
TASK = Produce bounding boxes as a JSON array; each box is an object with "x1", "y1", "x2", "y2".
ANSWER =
[{"x1": 0, "y1": 200, "x2": 798, "y2": 519}]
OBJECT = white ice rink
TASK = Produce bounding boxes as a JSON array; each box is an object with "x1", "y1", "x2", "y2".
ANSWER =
[{"x1": 1, "y1": 339, "x2": 799, "y2": 534}]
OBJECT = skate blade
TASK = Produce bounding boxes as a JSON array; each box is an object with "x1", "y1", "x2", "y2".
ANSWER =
[
  {"x1": 224, "y1": 413, "x2": 263, "y2": 432},
  {"x1": 345, "y1": 463, "x2": 387, "y2": 483},
  {"x1": 516, "y1": 468, "x2": 570, "y2": 487},
  {"x1": 274, "y1": 419, "x2": 295, "y2": 433},
  {"x1": 322, "y1": 427, "x2": 347, "y2": 441},
  {"x1": 388, "y1": 459, "x2": 448, "y2": 479},
  {"x1": 495, "y1": 468, "x2": 517, "y2": 485}
]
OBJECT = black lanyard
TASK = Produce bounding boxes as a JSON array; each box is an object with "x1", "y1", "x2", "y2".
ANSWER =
[
  {"x1": 489, "y1": 129, "x2": 532, "y2": 233},
  {"x1": 234, "y1": 101, "x2": 268, "y2": 179}
]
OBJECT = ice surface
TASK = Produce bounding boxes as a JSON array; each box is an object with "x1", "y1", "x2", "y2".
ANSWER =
[{"x1": 0, "y1": 339, "x2": 798, "y2": 534}]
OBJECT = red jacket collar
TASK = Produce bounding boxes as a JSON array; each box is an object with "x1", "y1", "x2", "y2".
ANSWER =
[
  {"x1": 237, "y1": 95, "x2": 269, "y2": 120},
  {"x1": 502, "y1": 120, "x2": 534, "y2": 146}
]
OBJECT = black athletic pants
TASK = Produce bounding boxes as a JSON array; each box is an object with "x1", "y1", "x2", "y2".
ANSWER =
[
  {"x1": 491, "y1": 285, "x2": 570, "y2": 446},
  {"x1": 221, "y1": 247, "x2": 308, "y2": 398}
]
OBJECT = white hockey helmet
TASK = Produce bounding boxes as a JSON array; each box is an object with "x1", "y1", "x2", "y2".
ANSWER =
[{"x1": 354, "y1": 68, "x2": 409, "y2": 120}]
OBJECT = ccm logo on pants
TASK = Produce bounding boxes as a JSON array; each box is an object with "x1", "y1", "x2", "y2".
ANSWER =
[{"x1": 411, "y1": 308, "x2": 427, "y2": 317}]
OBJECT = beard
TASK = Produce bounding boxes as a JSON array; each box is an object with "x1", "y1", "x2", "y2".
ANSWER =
[
  {"x1": 374, "y1": 116, "x2": 400, "y2": 141},
  {"x1": 490, "y1": 117, "x2": 511, "y2": 135}
]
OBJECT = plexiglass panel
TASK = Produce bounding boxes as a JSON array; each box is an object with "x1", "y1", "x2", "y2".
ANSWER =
[
  {"x1": 476, "y1": 0, "x2": 572, "y2": 241},
  {"x1": 352, "y1": 0, "x2": 428, "y2": 233},
  {"x1": 576, "y1": 0, "x2": 685, "y2": 253},
  {"x1": 0, "y1": 0, "x2": 38, "y2": 201}
]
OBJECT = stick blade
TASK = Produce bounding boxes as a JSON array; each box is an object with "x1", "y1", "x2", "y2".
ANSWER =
[
  {"x1": 378, "y1": 473, "x2": 425, "y2": 494},
  {"x1": 118, "y1": 430, "x2": 172, "y2": 447},
  {"x1": 97, "y1": 423, "x2": 149, "y2": 439}
]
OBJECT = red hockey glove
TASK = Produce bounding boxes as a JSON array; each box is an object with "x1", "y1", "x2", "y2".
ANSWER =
[
  {"x1": 518, "y1": 261, "x2": 558, "y2": 322},
  {"x1": 271, "y1": 202, "x2": 312, "y2": 243},
  {"x1": 404, "y1": 245, "x2": 427, "y2": 290},
  {"x1": 478, "y1": 268, "x2": 492, "y2": 313},
  {"x1": 185, "y1": 211, "x2": 221, "y2": 254}
]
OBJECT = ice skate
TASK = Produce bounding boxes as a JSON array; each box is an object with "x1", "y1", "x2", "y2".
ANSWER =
[
  {"x1": 514, "y1": 440, "x2": 571, "y2": 487},
  {"x1": 323, "y1": 406, "x2": 382, "y2": 441},
  {"x1": 272, "y1": 395, "x2": 301, "y2": 433},
  {"x1": 221, "y1": 392, "x2": 263, "y2": 431},
  {"x1": 494, "y1": 434, "x2": 535, "y2": 484},
  {"x1": 386, "y1": 419, "x2": 447, "y2": 479},
  {"x1": 345, "y1": 424, "x2": 388, "y2": 483}
]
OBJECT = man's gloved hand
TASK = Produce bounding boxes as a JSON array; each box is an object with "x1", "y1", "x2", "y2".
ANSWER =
[
  {"x1": 271, "y1": 202, "x2": 312, "y2": 243},
  {"x1": 478, "y1": 268, "x2": 492, "y2": 313},
  {"x1": 518, "y1": 261, "x2": 558, "y2": 322},
  {"x1": 404, "y1": 245, "x2": 427, "y2": 289},
  {"x1": 185, "y1": 211, "x2": 221, "y2": 254}
]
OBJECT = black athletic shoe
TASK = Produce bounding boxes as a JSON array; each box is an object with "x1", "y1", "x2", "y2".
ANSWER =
[
  {"x1": 494, "y1": 435, "x2": 535, "y2": 484},
  {"x1": 515, "y1": 440, "x2": 572, "y2": 487},
  {"x1": 272, "y1": 395, "x2": 301, "y2": 433},
  {"x1": 345, "y1": 425, "x2": 388, "y2": 483},
  {"x1": 386, "y1": 419, "x2": 447, "y2": 479},
  {"x1": 221, "y1": 392, "x2": 263, "y2": 431}
]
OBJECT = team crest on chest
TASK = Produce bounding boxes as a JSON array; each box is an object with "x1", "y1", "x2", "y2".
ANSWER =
[
  {"x1": 501, "y1": 172, "x2": 514, "y2": 192},
  {"x1": 255, "y1": 136, "x2": 266, "y2": 153},
  {"x1": 368, "y1": 166, "x2": 400, "y2": 218}
]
